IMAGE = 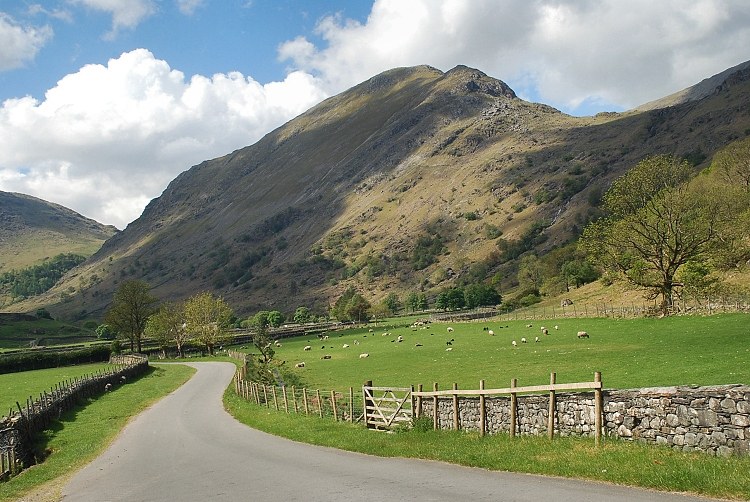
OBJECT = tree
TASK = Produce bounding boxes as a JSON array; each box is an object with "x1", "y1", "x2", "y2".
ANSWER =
[
  {"x1": 145, "y1": 302, "x2": 187, "y2": 358},
  {"x1": 267, "y1": 310, "x2": 285, "y2": 328},
  {"x1": 435, "y1": 287, "x2": 465, "y2": 311},
  {"x1": 105, "y1": 280, "x2": 158, "y2": 352},
  {"x1": 345, "y1": 293, "x2": 371, "y2": 323},
  {"x1": 293, "y1": 306, "x2": 313, "y2": 324},
  {"x1": 184, "y1": 292, "x2": 233, "y2": 355},
  {"x1": 247, "y1": 311, "x2": 278, "y2": 384},
  {"x1": 581, "y1": 155, "x2": 734, "y2": 314},
  {"x1": 712, "y1": 136, "x2": 750, "y2": 191},
  {"x1": 95, "y1": 324, "x2": 116, "y2": 340},
  {"x1": 382, "y1": 292, "x2": 401, "y2": 315},
  {"x1": 464, "y1": 283, "x2": 501, "y2": 308},
  {"x1": 517, "y1": 255, "x2": 544, "y2": 293}
]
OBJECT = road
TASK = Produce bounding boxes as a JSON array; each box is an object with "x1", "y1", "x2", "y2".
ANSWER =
[{"x1": 62, "y1": 362, "x2": 720, "y2": 502}]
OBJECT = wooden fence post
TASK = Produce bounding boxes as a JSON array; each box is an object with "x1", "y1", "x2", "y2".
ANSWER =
[
  {"x1": 363, "y1": 380, "x2": 373, "y2": 428},
  {"x1": 302, "y1": 388, "x2": 309, "y2": 415},
  {"x1": 432, "y1": 382, "x2": 439, "y2": 431},
  {"x1": 330, "y1": 391, "x2": 338, "y2": 421},
  {"x1": 548, "y1": 372, "x2": 556, "y2": 440},
  {"x1": 510, "y1": 378, "x2": 517, "y2": 438},
  {"x1": 416, "y1": 384, "x2": 423, "y2": 419},
  {"x1": 316, "y1": 389, "x2": 323, "y2": 418},
  {"x1": 349, "y1": 387, "x2": 354, "y2": 423},
  {"x1": 272, "y1": 386, "x2": 279, "y2": 411},
  {"x1": 282, "y1": 386, "x2": 289, "y2": 413},
  {"x1": 479, "y1": 379, "x2": 486, "y2": 437},
  {"x1": 452, "y1": 383, "x2": 459, "y2": 431},
  {"x1": 595, "y1": 371, "x2": 603, "y2": 447},
  {"x1": 291, "y1": 387, "x2": 298, "y2": 413},
  {"x1": 263, "y1": 385, "x2": 269, "y2": 407}
]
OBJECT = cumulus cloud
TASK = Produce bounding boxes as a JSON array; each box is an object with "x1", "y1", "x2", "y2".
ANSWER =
[
  {"x1": 0, "y1": 13, "x2": 53, "y2": 71},
  {"x1": 70, "y1": 0, "x2": 156, "y2": 38},
  {"x1": 278, "y1": 0, "x2": 750, "y2": 113},
  {"x1": 0, "y1": 49, "x2": 328, "y2": 228}
]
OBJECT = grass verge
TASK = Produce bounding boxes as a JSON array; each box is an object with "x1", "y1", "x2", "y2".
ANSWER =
[
  {"x1": 0, "y1": 363, "x2": 195, "y2": 502},
  {"x1": 224, "y1": 390, "x2": 750, "y2": 500}
]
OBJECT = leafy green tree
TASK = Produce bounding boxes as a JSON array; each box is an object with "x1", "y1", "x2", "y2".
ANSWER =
[
  {"x1": 517, "y1": 255, "x2": 544, "y2": 293},
  {"x1": 293, "y1": 306, "x2": 313, "y2": 324},
  {"x1": 105, "y1": 280, "x2": 158, "y2": 352},
  {"x1": 95, "y1": 324, "x2": 116, "y2": 340},
  {"x1": 712, "y1": 136, "x2": 750, "y2": 191},
  {"x1": 464, "y1": 283, "x2": 501, "y2": 308},
  {"x1": 560, "y1": 259, "x2": 599, "y2": 290},
  {"x1": 184, "y1": 292, "x2": 233, "y2": 355},
  {"x1": 267, "y1": 310, "x2": 285, "y2": 328},
  {"x1": 247, "y1": 312, "x2": 279, "y2": 384},
  {"x1": 435, "y1": 287, "x2": 465, "y2": 311},
  {"x1": 382, "y1": 292, "x2": 401, "y2": 315},
  {"x1": 581, "y1": 155, "x2": 736, "y2": 314},
  {"x1": 251, "y1": 311, "x2": 270, "y2": 329},
  {"x1": 145, "y1": 302, "x2": 187, "y2": 357},
  {"x1": 345, "y1": 293, "x2": 371, "y2": 322}
]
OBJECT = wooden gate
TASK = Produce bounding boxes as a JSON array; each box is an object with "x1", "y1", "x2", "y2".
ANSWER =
[{"x1": 362, "y1": 384, "x2": 413, "y2": 430}]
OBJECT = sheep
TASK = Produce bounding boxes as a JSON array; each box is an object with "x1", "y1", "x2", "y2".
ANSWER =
[
  {"x1": 359, "y1": 353, "x2": 369, "y2": 358},
  {"x1": 512, "y1": 340, "x2": 517, "y2": 347},
  {"x1": 304, "y1": 345, "x2": 312, "y2": 351},
  {"x1": 323, "y1": 335, "x2": 329, "y2": 340},
  {"x1": 577, "y1": 331, "x2": 589, "y2": 338},
  {"x1": 342, "y1": 344, "x2": 350, "y2": 348},
  {"x1": 274, "y1": 341, "x2": 282, "y2": 347},
  {"x1": 295, "y1": 362, "x2": 305, "y2": 368},
  {"x1": 446, "y1": 338, "x2": 454, "y2": 346},
  {"x1": 397, "y1": 335, "x2": 404, "y2": 342},
  {"x1": 542, "y1": 328, "x2": 549, "y2": 336},
  {"x1": 104, "y1": 383, "x2": 112, "y2": 392},
  {"x1": 445, "y1": 347, "x2": 453, "y2": 351},
  {"x1": 415, "y1": 343, "x2": 423, "y2": 347},
  {"x1": 535, "y1": 336, "x2": 540, "y2": 343},
  {"x1": 322, "y1": 354, "x2": 332, "y2": 359},
  {"x1": 447, "y1": 327, "x2": 454, "y2": 332},
  {"x1": 368, "y1": 329, "x2": 374, "y2": 332},
  {"x1": 526, "y1": 324, "x2": 533, "y2": 328},
  {"x1": 554, "y1": 325, "x2": 559, "y2": 330},
  {"x1": 540, "y1": 326, "x2": 546, "y2": 332},
  {"x1": 488, "y1": 329, "x2": 495, "y2": 336},
  {"x1": 120, "y1": 376, "x2": 126, "y2": 383},
  {"x1": 521, "y1": 337, "x2": 527, "y2": 343},
  {"x1": 353, "y1": 340, "x2": 360, "y2": 345}
]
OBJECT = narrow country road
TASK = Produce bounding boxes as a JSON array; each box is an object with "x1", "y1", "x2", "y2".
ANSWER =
[{"x1": 62, "y1": 362, "x2": 719, "y2": 502}]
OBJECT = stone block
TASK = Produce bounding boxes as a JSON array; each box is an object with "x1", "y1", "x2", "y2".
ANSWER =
[
  {"x1": 721, "y1": 398, "x2": 737, "y2": 413},
  {"x1": 717, "y1": 445, "x2": 733, "y2": 458},
  {"x1": 696, "y1": 410, "x2": 718, "y2": 427},
  {"x1": 666, "y1": 413, "x2": 679, "y2": 427},
  {"x1": 737, "y1": 401, "x2": 750, "y2": 414},
  {"x1": 731, "y1": 415, "x2": 750, "y2": 427}
]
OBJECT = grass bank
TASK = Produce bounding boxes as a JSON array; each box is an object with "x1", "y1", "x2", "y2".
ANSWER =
[
  {"x1": 0, "y1": 363, "x2": 195, "y2": 502},
  {"x1": 224, "y1": 390, "x2": 750, "y2": 500}
]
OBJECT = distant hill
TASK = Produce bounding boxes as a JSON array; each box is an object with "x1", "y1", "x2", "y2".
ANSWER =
[
  {"x1": 11, "y1": 60, "x2": 750, "y2": 320},
  {"x1": 0, "y1": 191, "x2": 116, "y2": 274}
]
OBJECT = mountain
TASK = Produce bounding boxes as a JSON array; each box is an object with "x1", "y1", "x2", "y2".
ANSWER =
[
  {"x1": 10, "y1": 61, "x2": 750, "y2": 319},
  {"x1": 0, "y1": 191, "x2": 117, "y2": 274}
]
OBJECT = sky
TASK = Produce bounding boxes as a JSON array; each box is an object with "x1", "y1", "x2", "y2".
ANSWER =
[{"x1": 0, "y1": 1, "x2": 749, "y2": 230}]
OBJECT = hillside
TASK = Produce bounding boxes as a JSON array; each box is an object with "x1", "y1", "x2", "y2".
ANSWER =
[
  {"x1": 0, "y1": 191, "x2": 116, "y2": 274},
  {"x1": 11, "y1": 61, "x2": 750, "y2": 319}
]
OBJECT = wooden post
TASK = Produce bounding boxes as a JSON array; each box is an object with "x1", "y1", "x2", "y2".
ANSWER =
[
  {"x1": 349, "y1": 387, "x2": 354, "y2": 423},
  {"x1": 282, "y1": 386, "x2": 289, "y2": 413},
  {"x1": 479, "y1": 379, "x2": 486, "y2": 437},
  {"x1": 548, "y1": 372, "x2": 556, "y2": 440},
  {"x1": 594, "y1": 371, "x2": 603, "y2": 447},
  {"x1": 363, "y1": 380, "x2": 373, "y2": 428},
  {"x1": 416, "y1": 384, "x2": 423, "y2": 419},
  {"x1": 510, "y1": 378, "x2": 517, "y2": 438},
  {"x1": 291, "y1": 386, "x2": 298, "y2": 413},
  {"x1": 272, "y1": 386, "x2": 279, "y2": 411},
  {"x1": 433, "y1": 382, "x2": 439, "y2": 431},
  {"x1": 452, "y1": 383, "x2": 459, "y2": 431},
  {"x1": 330, "y1": 391, "x2": 338, "y2": 421},
  {"x1": 302, "y1": 388, "x2": 309, "y2": 415},
  {"x1": 254, "y1": 383, "x2": 261, "y2": 405},
  {"x1": 316, "y1": 389, "x2": 323, "y2": 418},
  {"x1": 263, "y1": 385, "x2": 269, "y2": 407}
]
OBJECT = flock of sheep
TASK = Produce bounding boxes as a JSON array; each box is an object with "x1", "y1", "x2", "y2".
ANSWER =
[{"x1": 290, "y1": 321, "x2": 591, "y2": 368}]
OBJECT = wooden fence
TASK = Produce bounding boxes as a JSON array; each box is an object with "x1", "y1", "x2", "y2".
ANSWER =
[
  {"x1": 0, "y1": 354, "x2": 148, "y2": 479},
  {"x1": 413, "y1": 372, "x2": 603, "y2": 444}
]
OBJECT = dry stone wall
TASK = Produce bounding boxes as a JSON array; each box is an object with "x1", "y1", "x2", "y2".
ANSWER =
[{"x1": 418, "y1": 384, "x2": 750, "y2": 456}]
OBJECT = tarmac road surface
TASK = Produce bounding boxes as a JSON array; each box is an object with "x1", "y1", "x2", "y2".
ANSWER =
[{"x1": 62, "y1": 362, "x2": 721, "y2": 502}]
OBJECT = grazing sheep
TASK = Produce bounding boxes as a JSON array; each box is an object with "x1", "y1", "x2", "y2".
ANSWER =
[
  {"x1": 323, "y1": 335, "x2": 329, "y2": 340},
  {"x1": 415, "y1": 343, "x2": 423, "y2": 347},
  {"x1": 446, "y1": 338, "x2": 454, "y2": 346},
  {"x1": 542, "y1": 328, "x2": 549, "y2": 336},
  {"x1": 521, "y1": 337, "x2": 527, "y2": 343},
  {"x1": 274, "y1": 341, "x2": 282, "y2": 347},
  {"x1": 359, "y1": 353, "x2": 369, "y2": 358},
  {"x1": 120, "y1": 376, "x2": 126, "y2": 383},
  {"x1": 322, "y1": 354, "x2": 332, "y2": 359},
  {"x1": 342, "y1": 344, "x2": 350, "y2": 348},
  {"x1": 512, "y1": 340, "x2": 517, "y2": 347},
  {"x1": 526, "y1": 324, "x2": 533, "y2": 328},
  {"x1": 304, "y1": 345, "x2": 312, "y2": 351},
  {"x1": 535, "y1": 336, "x2": 540, "y2": 343},
  {"x1": 577, "y1": 331, "x2": 590, "y2": 339},
  {"x1": 540, "y1": 326, "x2": 546, "y2": 332},
  {"x1": 554, "y1": 325, "x2": 559, "y2": 330},
  {"x1": 368, "y1": 329, "x2": 374, "y2": 332},
  {"x1": 488, "y1": 330, "x2": 495, "y2": 336},
  {"x1": 104, "y1": 383, "x2": 112, "y2": 392},
  {"x1": 445, "y1": 347, "x2": 453, "y2": 351},
  {"x1": 447, "y1": 327, "x2": 454, "y2": 332},
  {"x1": 295, "y1": 362, "x2": 305, "y2": 368},
  {"x1": 397, "y1": 335, "x2": 403, "y2": 342},
  {"x1": 353, "y1": 340, "x2": 360, "y2": 345}
]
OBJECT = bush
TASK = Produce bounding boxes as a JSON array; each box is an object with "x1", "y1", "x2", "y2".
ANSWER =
[{"x1": 0, "y1": 345, "x2": 112, "y2": 374}]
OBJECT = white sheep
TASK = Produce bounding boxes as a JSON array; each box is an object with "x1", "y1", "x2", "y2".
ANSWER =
[
  {"x1": 447, "y1": 327, "x2": 454, "y2": 332},
  {"x1": 535, "y1": 336, "x2": 540, "y2": 343},
  {"x1": 359, "y1": 353, "x2": 369, "y2": 358},
  {"x1": 304, "y1": 345, "x2": 312, "y2": 351},
  {"x1": 521, "y1": 337, "x2": 527, "y2": 343},
  {"x1": 526, "y1": 324, "x2": 533, "y2": 328},
  {"x1": 542, "y1": 328, "x2": 549, "y2": 336},
  {"x1": 353, "y1": 340, "x2": 360, "y2": 345},
  {"x1": 396, "y1": 335, "x2": 404, "y2": 342},
  {"x1": 295, "y1": 362, "x2": 305, "y2": 368},
  {"x1": 540, "y1": 326, "x2": 546, "y2": 332},
  {"x1": 512, "y1": 340, "x2": 517, "y2": 347},
  {"x1": 323, "y1": 335, "x2": 329, "y2": 340},
  {"x1": 104, "y1": 383, "x2": 112, "y2": 392},
  {"x1": 577, "y1": 331, "x2": 590, "y2": 338},
  {"x1": 488, "y1": 330, "x2": 495, "y2": 336},
  {"x1": 342, "y1": 344, "x2": 350, "y2": 348},
  {"x1": 554, "y1": 325, "x2": 559, "y2": 330},
  {"x1": 274, "y1": 341, "x2": 282, "y2": 347},
  {"x1": 445, "y1": 347, "x2": 453, "y2": 351}
]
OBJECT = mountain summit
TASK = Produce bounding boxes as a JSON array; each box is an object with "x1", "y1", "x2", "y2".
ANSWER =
[{"x1": 15, "y1": 62, "x2": 750, "y2": 318}]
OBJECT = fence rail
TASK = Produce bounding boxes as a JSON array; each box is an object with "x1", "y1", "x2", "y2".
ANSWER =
[{"x1": 0, "y1": 353, "x2": 149, "y2": 480}]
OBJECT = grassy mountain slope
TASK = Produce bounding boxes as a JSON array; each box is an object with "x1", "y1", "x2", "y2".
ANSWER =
[
  {"x1": 12, "y1": 62, "x2": 750, "y2": 319},
  {"x1": 0, "y1": 191, "x2": 116, "y2": 273}
]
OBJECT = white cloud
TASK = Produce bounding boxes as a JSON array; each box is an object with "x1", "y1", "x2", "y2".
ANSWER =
[
  {"x1": 70, "y1": 0, "x2": 156, "y2": 38},
  {"x1": 0, "y1": 13, "x2": 53, "y2": 71},
  {"x1": 278, "y1": 0, "x2": 750, "y2": 113},
  {"x1": 0, "y1": 49, "x2": 328, "y2": 228},
  {"x1": 176, "y1": 0, "x2": 205, "y2": 16}
]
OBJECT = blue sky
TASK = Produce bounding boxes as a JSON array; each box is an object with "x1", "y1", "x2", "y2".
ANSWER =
[{"x1": 1, "y1": 1, "x2": 749, "y2": 228}]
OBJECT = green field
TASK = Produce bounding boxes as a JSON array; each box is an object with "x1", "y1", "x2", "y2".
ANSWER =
[
  {"x1": 0, "y1": 362, "x2": 115, "y2": 416},
  {"x1": 0, "y1": 317, "x2": 97, "y2": 350},
  {"x1": 249, "y1": 313, "x2": 749, "y2": 391}
]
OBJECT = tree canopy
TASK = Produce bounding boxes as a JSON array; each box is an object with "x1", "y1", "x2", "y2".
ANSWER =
[
  {"x1": 183, "y1": 292, "x2": 233, "y2": 355},
  {"x1": 105, "y1": 280, "x2": 158, "y2": 352}
]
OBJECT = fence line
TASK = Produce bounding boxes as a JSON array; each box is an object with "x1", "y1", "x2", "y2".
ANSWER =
[{"x1": 0, "y1": 353, "x2": 148, "y2": 480}]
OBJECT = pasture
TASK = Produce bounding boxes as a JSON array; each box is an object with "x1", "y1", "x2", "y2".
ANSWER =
[
  {"x1": 258, "y1": 313, "x2": 749, "y2": 391},
  {"x1": 0, "y1": 362, "x2": 114, "y2": 416}
]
